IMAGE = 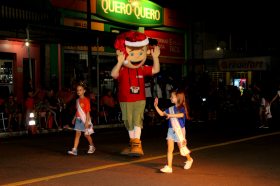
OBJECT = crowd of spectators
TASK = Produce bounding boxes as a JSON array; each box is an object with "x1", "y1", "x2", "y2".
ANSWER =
[{"x1": 1, "y1": 73, "x2": 280, "y2": 132}]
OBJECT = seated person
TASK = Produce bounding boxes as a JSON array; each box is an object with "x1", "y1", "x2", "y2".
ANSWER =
[
  {"x1": 44, "y1": 88, "x2": 60, "y2": 129},
  {"x1": 24, "y1": 88, "x2": 40, "y2": 129},
  {"x1": 89, "y1": 92, "x2": 97, "y2": 125},
  {"x1": 100, "y1": 89, "x2": 118, "y2": 122},
  {"x1": 5, "y1": 94, "x2": 23, "y2": 131},
  {"x1": 57, "y1": 87, "x2": 76, "y2": 128}
]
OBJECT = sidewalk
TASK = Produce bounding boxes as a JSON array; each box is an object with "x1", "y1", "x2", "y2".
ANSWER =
[{"x1": 0, "y1": 123, "x2": 125, "y2": 138}]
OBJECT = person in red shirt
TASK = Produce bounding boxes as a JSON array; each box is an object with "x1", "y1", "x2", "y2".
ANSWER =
[
  {"x1": 100, "y1": 89, "x2": 117, "y2": 122},
  {"x1": 68, "y1": 82, "x2": 95, "y2": 156},
  {"x1": 111, "y1": 31, "x2": 160, "y2": 156},
  {"x1": 101, "y1": 89, "x2": 116, "y2": 108},
  {"x1": 24, "y1": 89, "x2": 39, "y2": 130}
]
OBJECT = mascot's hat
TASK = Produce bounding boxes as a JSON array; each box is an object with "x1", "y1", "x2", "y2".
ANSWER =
[{"x1": 114, "y1": 31, "x2": 149, "y2": 58}]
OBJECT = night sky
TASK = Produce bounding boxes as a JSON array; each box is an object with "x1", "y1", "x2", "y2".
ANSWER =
[{"x1": 153, "y1": 0, "x2": 280, "y2": 52}]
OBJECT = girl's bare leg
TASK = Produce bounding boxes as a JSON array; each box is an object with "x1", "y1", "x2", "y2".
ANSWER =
[
  {"x1": 186, "y1": 153, "x2": 193, "y2": 161},
  {"x1": 73, "y1": 131, "x2": 81, "y2": 149},
  {"x1": 167, "y1": 139, "x2": 174, "y2": 168},
  {"x1": 85, "y1": 134, "x2": 94, "y2": 146}
]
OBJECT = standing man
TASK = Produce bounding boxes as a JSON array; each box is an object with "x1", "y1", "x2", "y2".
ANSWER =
[{"x1": 111, "y1": 31, "x2": 160, "y2": 156}]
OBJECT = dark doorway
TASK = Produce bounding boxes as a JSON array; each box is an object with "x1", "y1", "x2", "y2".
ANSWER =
[{"x1": 23, "y1": 58, "x2": 35, "y2": 98}]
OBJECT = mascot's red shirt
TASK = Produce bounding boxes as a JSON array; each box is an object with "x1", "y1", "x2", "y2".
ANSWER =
[{"x1": 117, "y1": 66, "x2": 152, "y2": 102}]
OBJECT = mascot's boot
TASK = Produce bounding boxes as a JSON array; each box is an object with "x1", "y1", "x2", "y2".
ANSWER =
[
  {"x1": 120, "y1": 139, "x2": 133, "y2": 155},
  {"x1": 129, "y1": 138, "x2": 144, "y2": 157}
]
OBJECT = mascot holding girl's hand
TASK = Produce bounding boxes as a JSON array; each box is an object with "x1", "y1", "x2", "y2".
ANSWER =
[{"x1": 111, "y1": 31, "x2": 160, "y2": 156}]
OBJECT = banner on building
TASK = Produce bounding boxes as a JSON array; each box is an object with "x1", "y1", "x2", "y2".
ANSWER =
[
  {"x1": 218, "y1": 57, "x2": 270, "y2": 71},
  {"x1": 144, "y1": 30, "x2": 185, "y2": 58}
]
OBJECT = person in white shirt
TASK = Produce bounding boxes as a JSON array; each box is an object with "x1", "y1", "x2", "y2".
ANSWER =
[
  {"x1": 145, "y1": 77, "x2": 153, "y2": 110},
  {"x1": 153, "y1": 77, "x2": 162, "y2": 99},
  {"x1": 259, "y1": 96, "x2": 272, "y2": 128},
  {"x1": 270, "y1": 85, "x2": 280, "y2": 105},
  {"x1": 165, "y1": 82, "x2": 173, "y2": 100}
]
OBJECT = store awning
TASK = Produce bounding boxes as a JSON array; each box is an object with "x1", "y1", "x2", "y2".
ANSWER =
[
  {"x1": 27, "y1": 24, "x2": 118, "y2": 46},
  {"x1": 147, "y1": 56, "x2": 186, "y2": 64},
  {"x1": 0, "y1": 23, "x2": 117, "y2": 47}
]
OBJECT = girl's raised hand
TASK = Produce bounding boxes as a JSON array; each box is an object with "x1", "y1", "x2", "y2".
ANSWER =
[{"x1": 154, "y1": 97, "x2": 158, "y2": 107}]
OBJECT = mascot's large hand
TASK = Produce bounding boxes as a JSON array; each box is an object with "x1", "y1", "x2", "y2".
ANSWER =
[
  {"x1": 116, "y1": 50, "x2": 125, "y2": 65},
  {"x1": 151, "y1": 45, "x2": 160, "y2": 58}
]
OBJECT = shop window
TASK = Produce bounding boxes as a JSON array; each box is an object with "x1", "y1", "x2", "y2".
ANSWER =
[
  {"x1": 231, "y1": 72, "x2": 248, "y2": 96},
  {"x1": 0, "y1": 53, "x2": 14, "y2": 99},
  {"x1": 232, "y1": 78, "x2": 246, "y2": 96},
  {"x1": 0, "y1": 61, "x2": 12, "y2": 83},
  {"x1": 98, "y1": 55, "x2": 116, "y2": 93},
  {"x1": 209, "y1": 72, "x2": 226, "y2": 87},
  {"x1": 64, "y1": 53, "x2": 79, "y2": 88}
]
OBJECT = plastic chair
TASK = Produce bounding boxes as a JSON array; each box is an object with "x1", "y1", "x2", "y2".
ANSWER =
[
  {"x1": 0, "y1": 112, "x2": 8, "y2": 131},
  {"x1": 101, "y1": 106, "x2": 108, "y2": 123},
  {"x1": 37, "y1": 111, "x2": 47, "y2": 129},
  {"x1": 98, "y1": 106, "x2": 108, "y2": 124}
]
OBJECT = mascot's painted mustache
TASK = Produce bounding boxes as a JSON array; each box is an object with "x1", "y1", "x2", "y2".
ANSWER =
[{"x1": 111, "y1": 31, "x2": 160, "y2": 156}]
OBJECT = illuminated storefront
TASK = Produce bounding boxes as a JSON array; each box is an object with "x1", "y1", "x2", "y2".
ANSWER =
[
  {"x1": 50, "y1": 0, "x2": 187, "y2": 92},
  {"x1": 0, "y1": 40, "x2": 41, "y2": 102},
  {"x1": 205, "y1": 56, "x2": 272, "y2": 91},
  {"x1": 0, "y1": 0, "x2": 187, "y2": 104}
]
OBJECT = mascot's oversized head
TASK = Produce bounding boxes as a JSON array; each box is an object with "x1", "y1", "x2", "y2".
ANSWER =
[{"x1": 114, "y1": 31, "x2": 151, "y2": 69}]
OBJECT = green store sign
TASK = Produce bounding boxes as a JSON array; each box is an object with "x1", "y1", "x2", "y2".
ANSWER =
[{"x1": 96, "y1": 0, "x2": 163, "y2": 27}]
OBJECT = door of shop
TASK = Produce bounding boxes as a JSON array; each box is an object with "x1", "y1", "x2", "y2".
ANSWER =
[{"x1": 23, "y1": 58, "x2": 35, "y2": 97}]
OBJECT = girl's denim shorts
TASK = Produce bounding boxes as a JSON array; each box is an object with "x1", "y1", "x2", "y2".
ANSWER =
[{"x1": 74, "y1": 118, "x2": 85, "y2": 132}]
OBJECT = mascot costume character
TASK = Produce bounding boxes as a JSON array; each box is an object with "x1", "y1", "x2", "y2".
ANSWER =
[{"x1": 111, "y1": 31, "x2": 160, "y2": 156}]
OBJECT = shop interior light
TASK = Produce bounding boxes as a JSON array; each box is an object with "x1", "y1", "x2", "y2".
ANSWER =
[
  {"x1": 111, "y1": 29, "x2": 120, "y2": 33},
  {"x1": 29, "y1": 112, "x2": 35, "y2": 118},
  {"x1": 28, "y1": 120, "x2": 36, "y2": 126},
  {"x1": 216, "y1": 46, "x2": 221, "y2": 51}
]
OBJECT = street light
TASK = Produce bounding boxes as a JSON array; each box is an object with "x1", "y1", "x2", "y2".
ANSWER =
[{"x1": 25, "y1": 41, "x2": 30, "y2": 47}]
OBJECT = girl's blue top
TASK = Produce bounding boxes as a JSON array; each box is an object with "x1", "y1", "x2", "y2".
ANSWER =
[{"x1": 165, "y1": 105, "x2": 186, "y2": 128}]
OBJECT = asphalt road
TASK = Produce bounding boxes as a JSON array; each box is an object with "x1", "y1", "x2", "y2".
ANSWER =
[{"x1": 1, "y1": 121, "x2": 280, "y2": 186}]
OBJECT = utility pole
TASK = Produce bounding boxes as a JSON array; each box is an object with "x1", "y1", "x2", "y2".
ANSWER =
[
  {"x1": 87, "y1": 0, "x2": 92, "y2": 86},
  {"x1": 26, "y1": 27, "x2": 32, "y2": 83},
  {"x1": 229, "y1": 32, "x2": 232, "y2": 51},
  {"x1": 96, "y1": 37, "x2": 100, "y2": 124}
]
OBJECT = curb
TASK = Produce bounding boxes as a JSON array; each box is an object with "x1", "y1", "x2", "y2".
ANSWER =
[{"x1": 0, "y1": 123, "x2": 125, "y2": 138}]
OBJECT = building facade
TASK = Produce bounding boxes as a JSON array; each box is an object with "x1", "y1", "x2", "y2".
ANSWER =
[{"x1": 0, "y1": 0, "x2": 189, "y2": 120}]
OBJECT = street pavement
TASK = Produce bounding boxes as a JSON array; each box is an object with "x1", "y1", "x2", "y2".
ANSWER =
[{"x1": 0, "y1": 121, "x2": 280, "y2": 186}]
